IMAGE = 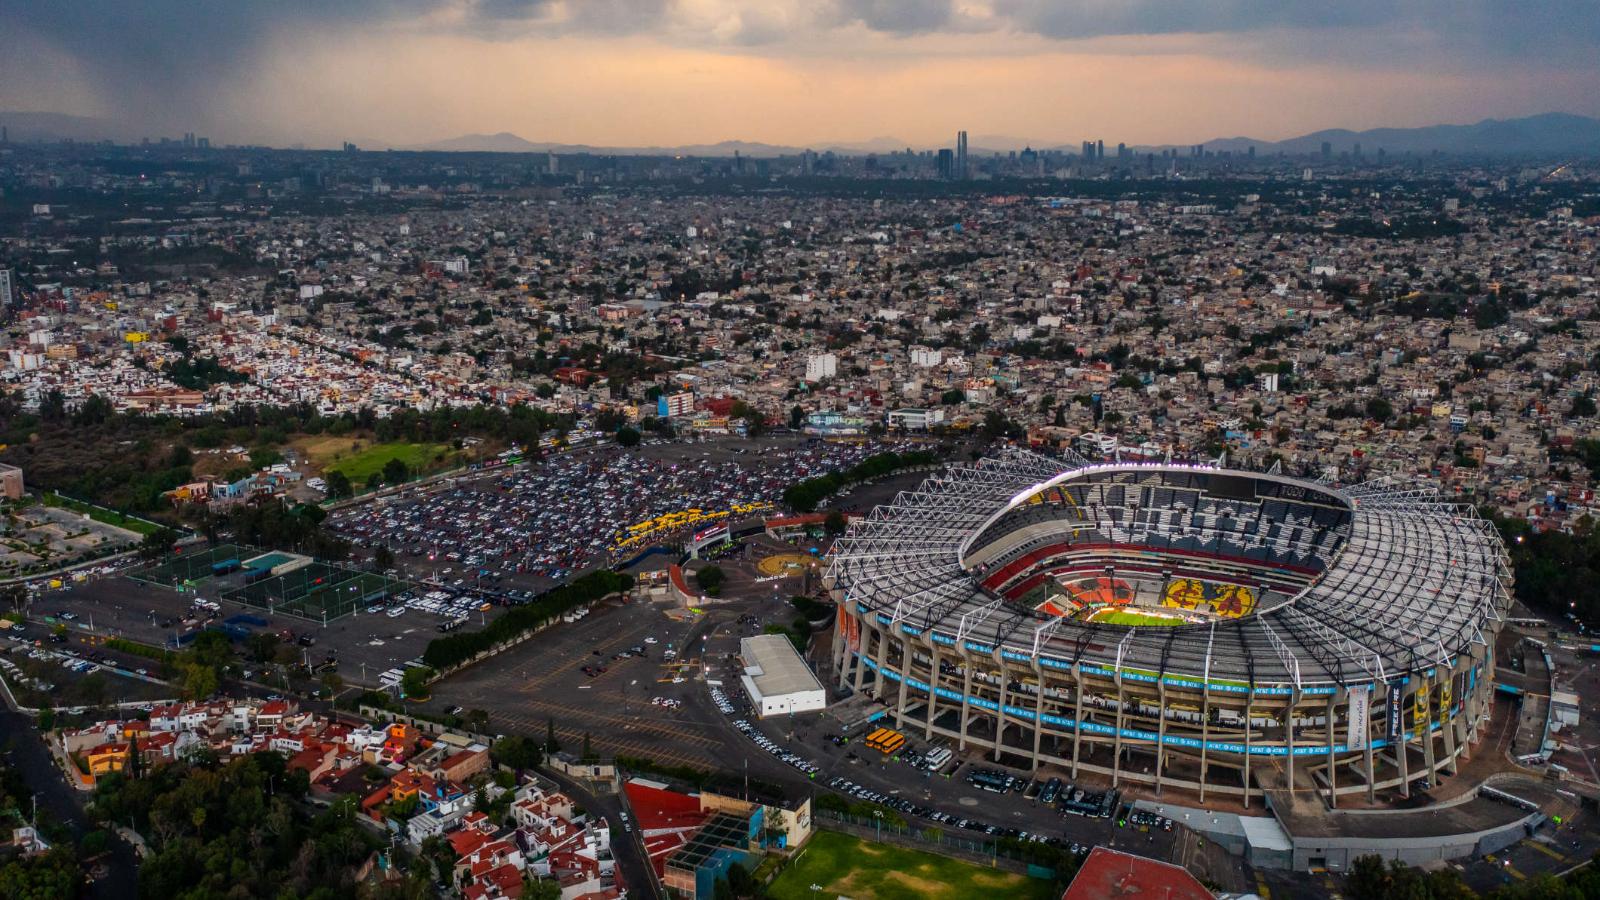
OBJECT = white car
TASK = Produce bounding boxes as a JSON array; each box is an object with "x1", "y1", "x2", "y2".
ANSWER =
[{"x1": 386, "y1": 607, "x2": 406, "y2": 618}]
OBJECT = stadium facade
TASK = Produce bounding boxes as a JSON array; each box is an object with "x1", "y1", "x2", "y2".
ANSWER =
[{"x1": 825, "y1": 450, "x2": 1511, "y2": 805}]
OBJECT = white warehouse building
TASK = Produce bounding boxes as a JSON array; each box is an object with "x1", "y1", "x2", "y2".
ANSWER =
[{"x1": 739, "y1": 635, "x2": 827, "y2": 718}]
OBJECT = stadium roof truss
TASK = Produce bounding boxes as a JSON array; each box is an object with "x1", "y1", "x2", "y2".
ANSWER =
[{"x1": 826, "y1": 449, "x2": 1511, "y2": 691}]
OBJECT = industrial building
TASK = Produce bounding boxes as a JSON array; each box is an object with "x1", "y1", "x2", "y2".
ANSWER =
[{"x1": 738, "y1": 635, "x2": 826, "y2": 718}]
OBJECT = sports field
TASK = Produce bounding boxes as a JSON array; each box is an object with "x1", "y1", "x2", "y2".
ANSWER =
[
  {"x1": 767, "y1": 831, "x2": 1056, "y2": 900},
  {"x1": 224, "y1": 562, "x2": 405, "y2": 621},
  {"x1": 130, "y1": 543, "x2": 248, "y2": 586},
  {"x1": 1084, "y1": 607, "x2": 1190, "y2": 627},
  {"x1": 296, "y1": 436, "x2": 456, "y2": 485}
]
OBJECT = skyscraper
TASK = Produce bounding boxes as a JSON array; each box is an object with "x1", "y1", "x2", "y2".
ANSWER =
[
  {"x1": 936, "y1": 148, "x2": 954, "y2": 179},
  {"x1": 0, "y1": 268, "x2": 13, "y2": 308},
  {"x1": 956, "y1": 131, "x2": 968, "y2": 179},
  {"x1": 1095, "y1": 139, "x2": 1104, "y2": 160},
  {"x1": 1321, "y1": 141, "x2": 1332, "y2": 159}
]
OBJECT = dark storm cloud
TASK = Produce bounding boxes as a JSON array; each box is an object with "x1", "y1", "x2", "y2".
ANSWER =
[
  {"x1": 990, "y1": 0, "x2": 1600, "y2": 59},
  {"x1": 831, "y1": 0, "x2": 956, "y2": 35},
  {"x1": 8, "y1": 0, "x2": 1598, "y2": 124}
]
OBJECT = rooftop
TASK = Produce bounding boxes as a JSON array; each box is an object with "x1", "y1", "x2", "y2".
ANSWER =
[{"x1": 740, "y1": 634, "x2": 824, "y2": 699}]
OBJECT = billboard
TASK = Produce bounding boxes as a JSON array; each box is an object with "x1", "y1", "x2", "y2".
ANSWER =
[
  {"x1": 1387, "y1": 681, "x2": 1403, "y2": 742},
  {"x1": 1346, "y1": 684, "x2": 1370, "y2": 752}
]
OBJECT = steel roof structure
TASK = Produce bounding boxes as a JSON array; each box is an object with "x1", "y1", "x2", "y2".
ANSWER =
[{"x1": 825, "y1": 449, "x2": 1510, "y2": 692}]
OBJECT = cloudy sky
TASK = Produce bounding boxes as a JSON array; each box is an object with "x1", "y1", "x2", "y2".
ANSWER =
[{"x1": 5, "y1": 0, "x2": 1598, "y2": 149}]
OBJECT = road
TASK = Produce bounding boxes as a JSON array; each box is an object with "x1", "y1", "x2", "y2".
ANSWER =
[
  {"x1": 537, "y1": 765, "x2": 661, "y2": 899},
  {"x1": 0, "y1": 707, "x2": 138, "y2": 899}
]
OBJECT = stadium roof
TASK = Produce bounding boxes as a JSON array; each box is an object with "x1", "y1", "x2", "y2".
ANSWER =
[{"x1": 825, "y1": 450, "x2": 1510, "y2": 690}]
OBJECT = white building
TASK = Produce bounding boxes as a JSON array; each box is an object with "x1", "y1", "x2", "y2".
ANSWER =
[
  {"x1": 739, "y1": 635, "x2": 826, "y2": 718},
  {"x1": 805, "y1": 353, "x2": 838, "y2": 382},
  {"x1": 910, "y1": 347, "x2": 942, "y2": 368},
  {"x1": 887, "y1": 408, "x2": 944, "y2": 431}
]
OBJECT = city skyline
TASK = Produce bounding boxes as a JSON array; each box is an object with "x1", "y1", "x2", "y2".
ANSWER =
[{"x1": 6, "y1": 1, "x2": 1600, "y2": 149}]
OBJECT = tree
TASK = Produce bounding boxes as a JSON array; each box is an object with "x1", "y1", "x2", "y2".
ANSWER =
[
  {"x1": 320, "y1": 671, "x2": 344, "y2": 699},
  {"x1": 181, "y1": 662, "x2": 219, "y2": 700},
  {"x1": 824, "y1": 510, "x2": 848, "y2": 536},
  {"x1": 382, "y1": 457, "x2": 410, "y2": 486},
  {"x1": 789, "y1": 404, "x2": 805, "y2": 429},
  {"x1": 523, "y1": 876, "x2": 562, "y2": 900},
  {"x1": 465, "y1": 709, "x2": 490, "y2": 733},
  {"x1": 694, "y1": 565, "x2": 726, "y2": 596},
  {"x1": 324, "y1": 470, "x2": 352, "y2": 499},
  {"x1": 400, "y1": 665, "x2": 434, "y2": 700},
  {"x1": 615, "y1": 426, "x2": 641, "y2": 448},
  {"x1": 545, "y1": 717, "x2": 561, "y2": 753},
  {"x1": 581, "y1": 732, "x2": 597, "y2": 763},
  {"x1": 491, "y1": 735, "x2": 541, "y2": 771},
  {"x1": 373, "y1": 544, "x2": 395, "y2": 572},
  {"x1": 1364, "y1": 397, "x2": 1394, "y2": 422},
  {"x1": 139, "y1": 527, "x2": 179, "y2": 561}
]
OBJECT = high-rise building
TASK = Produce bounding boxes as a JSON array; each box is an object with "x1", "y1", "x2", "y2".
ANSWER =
[
  {"x1": 936, "y1": 148, "x2": 954, "y2": 179},
  {"x1": 1082, "y1": 140, "x2": 1094, "y2": 160},
  {"x1": 1321, "y1": 141, "x2": 1332, "y2": 159},
  {"x1": 0, "y1": 269, "x2": 13, "y2": 308},
  {"x1": 1095, "y1": 140, "x2": 1104, "y2": 160},
  {"x1": 1116, "y1": 142, "x2": 1128, "y2": 159},
  {"x1": 956, "y1": 131, "x2": 968, "y2": 179},
  {"x1": 547, "y1": 151, "x2": 559, "y2": 175}
]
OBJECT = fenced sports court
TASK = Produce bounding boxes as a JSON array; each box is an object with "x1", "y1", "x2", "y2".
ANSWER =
[
  {"x1": 128, "y1": 543, "x2": 247, "y2": 588},
  {"x1": 223, "y1": 563, "x2": 407, "y2": 623}
]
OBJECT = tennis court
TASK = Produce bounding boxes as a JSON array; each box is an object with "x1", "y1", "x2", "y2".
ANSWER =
[
  {"x1": 223, "y1": 562, "x2": 407, "y2": 622},
  {"x1": 128, "y1": 543, "x2": 248, "y2": 588}
]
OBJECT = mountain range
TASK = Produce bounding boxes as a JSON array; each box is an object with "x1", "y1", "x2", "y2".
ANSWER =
[{"x1": 3, "y1": 111, "x2": 1598, "y2": 158}]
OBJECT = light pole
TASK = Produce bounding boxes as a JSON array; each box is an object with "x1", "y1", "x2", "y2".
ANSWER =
[{"x1": 873, "y1": 809, "x2": 882, "y2": 843}]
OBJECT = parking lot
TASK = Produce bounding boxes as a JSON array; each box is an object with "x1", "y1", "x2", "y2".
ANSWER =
[
  {"x1": 329, "y1": 436, "x2": 928, "y2": 594},
  {"x1": 415, "y1": 590, "x2": 811, "y2": 770},
  {"x1": 22, "y1": 573, "x2": 441, "y2": 688}
]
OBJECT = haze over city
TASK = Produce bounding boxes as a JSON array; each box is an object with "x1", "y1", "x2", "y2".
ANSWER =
[{"x1": 6, "y1": 0, "x2": 1600, "y2": 148}]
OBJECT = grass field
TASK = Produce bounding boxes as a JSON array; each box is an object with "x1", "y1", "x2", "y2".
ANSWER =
[
  {"x1": 41, "y1": 491, "x2": 163, "y2": 535},
  {"x1": 767, "y1": 832, "x2": 1056, "y2": 900},
  {"x1": 1085, "y1": 608, "x2": 1190, "y2": 627},
  {"x1": 298, "y1": 438, "x2": 456, "y2": 485}
]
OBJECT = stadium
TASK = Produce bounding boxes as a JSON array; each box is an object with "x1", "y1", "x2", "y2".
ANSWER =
[{"x1": 825, "y1": 450, "x2": 1512, "y2": 805}]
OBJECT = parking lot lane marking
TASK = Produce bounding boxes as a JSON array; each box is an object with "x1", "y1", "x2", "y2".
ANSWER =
[
  {"x1": 1527, "y1": 840, "x2": 1567, "y2": 862},
  {"x1": 1504, "y1": 864, "x2": 1527, "y2": 880}
]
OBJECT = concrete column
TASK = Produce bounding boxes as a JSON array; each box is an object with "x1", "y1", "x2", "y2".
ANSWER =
[
  {"x1": 1031, "y1": 665, "x2": 1047, "y2": 772},
  {"x1": 993, "y1": 659, "x2": 1011, "y2": 763},
  {"x1": 1111, "y1": 675, "x2": 1125, "y2": 788},
  {"x1": 1325, "y1": 694, "x2": 1337, "y2": 809},
  {"x1": 958, "y1": 661, "x2": 974, "y2": 752},
  {"x1": 1153, "y1": 682, "x2": 1168, "y2": 795},
  {"x1": 1069, "y1": 665, "x2": 1086, "y2": 780},
  {"x1": 924, "y1": 644, "x2": 941, "y2": 741},
  {"x1": 1242, "y1": 688, "x2": 1254, "y2": 809},
  {"x1": 1198, "y1": 686, "x2": 1212, "y2": 804}
]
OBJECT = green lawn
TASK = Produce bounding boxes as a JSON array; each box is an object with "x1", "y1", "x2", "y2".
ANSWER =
[
  {"x1": 322, "y1": 441, "x2": 455, "y2": 485},
  {"x1": 1086, "y1": 608, "x2": 1188, "y2": 627},
  {"x1": 768, "y1": 831, "x2": 1056, "y2": 900},
  {"x1": 41, "y1": 491, "x2": 162, "y2": 535}
]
